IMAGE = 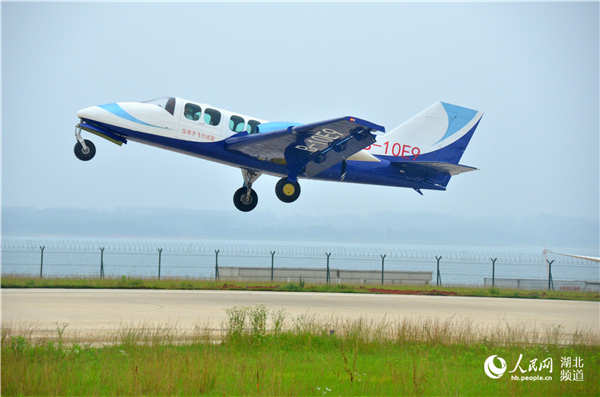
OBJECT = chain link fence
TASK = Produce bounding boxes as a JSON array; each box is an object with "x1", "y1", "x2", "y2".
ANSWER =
[{"x1": 1, "y1": 238, "x2": 598, "y2": 290}]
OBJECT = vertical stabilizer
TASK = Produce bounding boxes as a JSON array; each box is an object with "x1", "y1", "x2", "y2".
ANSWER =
[{"x1": 372, "y1": 102, "x2": 482, "y2": 164}]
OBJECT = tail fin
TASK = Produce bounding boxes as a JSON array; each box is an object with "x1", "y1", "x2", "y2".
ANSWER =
[{"x1": 380, "y1": 102, "x2": 482, "y2": 164}]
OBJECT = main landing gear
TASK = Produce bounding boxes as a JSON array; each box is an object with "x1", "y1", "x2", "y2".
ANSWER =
[
  {"x1": 74, "y1": 126, "x2": 96, "y2": 161},
  {"x1": 275, "y1": 178, "x2": 300, "y2": 203},
  {"x1": 233, "y1": 169, "x2": 261, "y2": 212},
  {"x1": 233, "y1": 170, "x2": 303, "y2": 212}
]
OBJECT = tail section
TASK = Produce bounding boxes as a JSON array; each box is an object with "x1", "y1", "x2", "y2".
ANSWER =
[{"x1": 373, "y1": 102, "x2": 482, "y2": 164}]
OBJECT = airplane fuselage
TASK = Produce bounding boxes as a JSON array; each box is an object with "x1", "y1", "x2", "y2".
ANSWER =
[{"x1": 75, "y1": 96, "x2": 482, "y2": 211}]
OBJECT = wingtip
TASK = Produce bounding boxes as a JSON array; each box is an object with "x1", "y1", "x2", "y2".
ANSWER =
[{"x1": 345, "y1": 116, "x2": 385, "y2": 133}]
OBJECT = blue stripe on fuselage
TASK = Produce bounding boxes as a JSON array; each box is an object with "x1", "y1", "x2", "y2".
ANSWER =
[
  {"x1": 99, "y1": 103, "x2": 167, "y2": 129},
  {"x1": 313, "y1": 160, "x2": 446, "y2": 190},
  {"x1": 82, "y1": 119, "x2": 291, "y2": 175},
  {"x1": 80, "y1": 119, "x2": 445, "y2": 190}
]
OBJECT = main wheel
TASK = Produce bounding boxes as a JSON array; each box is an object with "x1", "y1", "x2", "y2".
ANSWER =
[
  {"x1": 275, "y1": 178, "x2": 301, "y2": 203},
  {"x1": 74, "y1": 139, "x2": 96, "y2": 161},
  {"x1": 233, "y1": 187, "x2": 258, "y2": 212}
]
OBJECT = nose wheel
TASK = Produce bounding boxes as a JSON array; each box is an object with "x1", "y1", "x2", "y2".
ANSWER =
[
  {"x1": 275, "y1": 178, "x2": 301, "y2": 203},
  {"x1": 74, "y1": 139, "x2": 96, "y2": 161},
  {"x1": 74, "y1": 125, "x2": 96, "y2": 161}
]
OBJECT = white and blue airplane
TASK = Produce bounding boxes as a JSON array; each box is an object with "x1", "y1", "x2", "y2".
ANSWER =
[{"x1": 75, "y1": 97, "x2": 482, "y2": 211}]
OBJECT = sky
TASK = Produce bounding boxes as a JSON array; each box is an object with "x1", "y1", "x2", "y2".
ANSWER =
[{"x1": 1, "y1": 2, "x2": 599, "y2": 249}]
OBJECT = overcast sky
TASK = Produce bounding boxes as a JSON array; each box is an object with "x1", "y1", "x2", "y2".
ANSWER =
[{"x1": 2, "y1": 3, "x2": 598, "y2": 244}]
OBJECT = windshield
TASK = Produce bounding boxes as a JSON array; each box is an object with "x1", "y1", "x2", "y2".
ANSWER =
[{"x1": 143, "y1": 97, "x2": 175, "y2": 115}]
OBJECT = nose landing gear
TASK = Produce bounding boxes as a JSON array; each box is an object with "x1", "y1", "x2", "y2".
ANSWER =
[
  {"x1": 74, "y1": 139, "x2": 96, "y2": 161},
  {"x1": 74, "y1": 125, "x2": 96, "y2": 161}
]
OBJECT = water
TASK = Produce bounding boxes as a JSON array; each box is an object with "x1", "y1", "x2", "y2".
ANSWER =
[{"x1": 1, "y1": 236, "x2": 598, "y2": 286}]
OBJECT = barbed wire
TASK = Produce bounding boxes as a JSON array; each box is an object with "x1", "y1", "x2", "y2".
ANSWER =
[
  {"x1": 3, "y1": 238, "x2": 595, "y2": 264},
  {"x1": 1, "y1": 247, "x2": 595, "y2": 265},
  {"x1": 1, "y1": 239, "x2": 598, "y2": 286}
]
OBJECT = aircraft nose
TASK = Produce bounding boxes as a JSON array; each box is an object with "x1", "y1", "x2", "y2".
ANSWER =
[{"x1": 76, "y1": 105, "x2": 102, "y2": 120}]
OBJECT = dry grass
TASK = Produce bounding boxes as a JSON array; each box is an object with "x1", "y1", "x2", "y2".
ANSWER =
[
  {"x1": 2, "y1": 306, "x2": 599, "y2": 396},
  {"x1": 2, "y1": 305, "x2": 599, "y2": 347}
]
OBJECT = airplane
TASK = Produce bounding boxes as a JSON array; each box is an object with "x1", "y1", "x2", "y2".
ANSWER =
[
  {"x1": 74, "y1": 97, "x2": 483, "y2": 211},
  {"x1": 543, "y1": 249, "x2": 600, "y2": 263}
]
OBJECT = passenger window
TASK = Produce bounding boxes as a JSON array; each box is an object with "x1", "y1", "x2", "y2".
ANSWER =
[
  {"x1": 229, "y1": 115, "x2": 245, "y2": 133},
  {"x1": 247, "y1": 120, "x2": 261, "y2": 134},
  {"x1": 184, "y1": 103, "x2": 202, "y2": 121},
  {"x1": 204, "y1": 108, "x2": 221, "y2": 126}
]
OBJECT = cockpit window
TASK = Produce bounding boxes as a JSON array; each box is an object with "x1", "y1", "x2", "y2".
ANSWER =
[
  {"x1": 184, "y1": 103, "x2": 202, "y2": 121},
  {"x1": 143, "y1": 97, "x2": 176, "y2": 116},
  {"x1": 204, "y1": 108, "x2": 221, "y2": 126},
  {"x1": 229, "y1": 115, "x2": 245, "y2": 132},
  {"x1": 247, "y1": 120, "x2": 261, "y2": 134},
  {"x1": 165, "y1": 97, "x2": 175, "y2": 115}
]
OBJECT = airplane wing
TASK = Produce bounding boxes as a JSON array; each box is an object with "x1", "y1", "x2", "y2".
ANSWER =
[
  {"x1": 225, "y1": 116, "x2": 385, "y2": 177},
  {"x1": 543, "y1": 250, "x2": 600, "y2": 263}
]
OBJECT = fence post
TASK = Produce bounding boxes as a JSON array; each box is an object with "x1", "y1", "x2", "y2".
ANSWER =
[
  {"x1": 490, "y1": 257, "x2": 498, "y2": 287},
  {"x1": 270, "y1": 251, "x2": 276, "y2": 281},
  {"x1": 157, "y1": 248, "x2": 163, "y2": 280},
  {"x1": 435, "y1": 256, "x2": 442, "y2": 286},
  {"x1": 380, "y1": 254, "x2": 386, "y2": 285},
  {"x1": 39, "y1": 246, "x2": 45, "y2": 278},
  {"x1": 325, "y1": 252, "x2": 332, "y2": 284},
  {"x1": 215, "y1": 249, "x2": 220, "y2": 281},
  {"x1": 100, "y1": 247, "x2": 105, "y2": 279},
  {"x1": 546, "y1": 259, "x2": 554, "y2": 290}
]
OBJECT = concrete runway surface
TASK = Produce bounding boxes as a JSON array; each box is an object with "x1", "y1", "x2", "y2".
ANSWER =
[{"x1": 2, "y1": 289, "x2": 598, "y2": 339}]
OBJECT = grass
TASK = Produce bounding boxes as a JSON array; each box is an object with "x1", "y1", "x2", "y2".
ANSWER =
[
  {"x1": 2, "y1": 306, "x2": 599, "y2": 396},
  {"x1": 2, "y1": 274, "x2": 599, "y2": 301}
]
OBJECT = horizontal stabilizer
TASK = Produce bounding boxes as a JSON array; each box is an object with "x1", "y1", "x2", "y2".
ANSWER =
[
  {"x1": 391, "y1": 161, "x2": 477, "y2": 188},
  {"x1": 393, "y1": 161, "x2": 478, "y2": 176}
]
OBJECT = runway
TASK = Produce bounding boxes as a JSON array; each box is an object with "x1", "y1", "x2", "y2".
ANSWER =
[{"x1": 2, "y1": 289, "x2": 599, "y2": 339}]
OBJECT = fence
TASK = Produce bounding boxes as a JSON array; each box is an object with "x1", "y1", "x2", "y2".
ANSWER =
[
  {"x1": 483, "y1": 278, "x2": 600, "y2": 292},
  {"x1": 1, "y1": 238, "x2": 598, "y2": 290},
  {"x1": 218, "y1": 266, "x2": 432, "y2": 285}
]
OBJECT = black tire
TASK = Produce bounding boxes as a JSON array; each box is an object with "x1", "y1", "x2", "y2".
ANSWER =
[
  {"x1": 233, "y1": 187, "x2": 258, "y2": 212},
  {"x1": 275, "y1": 178, "x2": 301, "y2": 203},
  {"x1": 74, "y1": 139, "x2": 96, "y2": 161}
]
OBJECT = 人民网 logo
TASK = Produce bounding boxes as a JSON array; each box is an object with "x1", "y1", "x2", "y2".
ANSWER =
[{"x1": 484, "y1": 355, "x2": 507, "y2": 379}]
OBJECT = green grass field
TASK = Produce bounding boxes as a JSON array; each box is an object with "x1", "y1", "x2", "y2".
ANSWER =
[
  {"x1": 2, "y1": 275, "x2": 599, "y2": 301},
  {"x1": 2, "y1": 306, "x2": 599, "y2": 396}
]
